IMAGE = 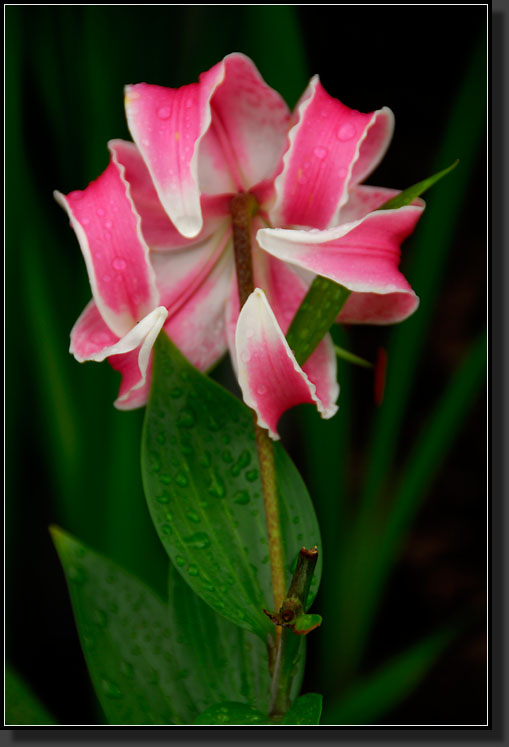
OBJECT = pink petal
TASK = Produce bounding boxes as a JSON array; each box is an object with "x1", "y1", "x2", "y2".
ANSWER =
[
  {"x1": 235, "y1": 289, "x2": 338, "y2": 440},
  {"x1": 54, "y1": 157, "x2": 159, "y2": 338},
  {"x1": 271, "y1": 76, "x2": 394, "y2": 230},
  {"x1": 109, "y1": 349, "x2": 153, "y2": 410},
  {"x1": 257, "y1": 205, "x2": 423, "y2": 324},
  {"x1": 252, "y1": 247, "x2": 339, "y2": 413},
  {"x1": 163, "y1": 248, "x2": 233, "y2": 372},
  {"x1": 199, "y1": 53, "x2": 291, "y2": 194},
  {"x1": 71, "y1": 302, "x2": 168, "y2": 407},
  {"x1": 109, "y1": 139, "x2": 230, "y2": 251},
  {"x1": 125, "y1": 60, "x2": 228, "y2": 239}
]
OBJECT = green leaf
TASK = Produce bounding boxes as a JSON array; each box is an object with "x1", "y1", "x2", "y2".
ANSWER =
[
  {"x1": 142, "y1": 333, "x2": 322, "y2": 637},
  {"x1": 194, "y1": 701, "x2": 268, "y2": 725},
  {"x1": 377, "y1": 160, "x2": 459, "y2": 211},
  {"x1": 293, "y1": 613, "x2": 322, "y2": 635},
  {"x1": 281, "y1": 693, "x2": 323, "y2": 725},
  {"x1": 323, "y1": 628, "x2": 453, "y2": 725},
  {"x1": 5, "y1": 665, "x2": 58, "y2": 725},
  {"x1": 334, "y1": 345, "x2": 373, "y2": 368},
  {"x1": 51, "y1": 526, "x2": 198, "y2": 725},
  {"x1": 166, "y1": 562, "x2": 272, "y2": 714}
]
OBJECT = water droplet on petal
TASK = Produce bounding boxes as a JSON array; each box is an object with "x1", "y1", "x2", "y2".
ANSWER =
[
  {"x1": 102, "y1": 274, "x2": 112, "y2": 283},
  {"x1": 81, "y1": 217, "x2": 90, "y2": 226},
  {"x1": 313, "y1": 145, "x2": 328, "y2": 160},
  {"x1": 104, "y1": 220, "x2": 113, "y2": 229},
  {"x1": 157, "y1": 106, "x2": 171, "y2": 119},
  {"x1": 337, "y1": 123, "x2": 356, "y2": 141},
  {"x1": 240, "y1": 350, "x2": 251, "y2": 363},
  {"x1": 96, "y1": 208, "x2": 105, "y2": 217},
  {"x1": 112, "y1": 257, "x2": 127, "y2": 271},
  {"x1": 338, "y1": 167, "x2": 348, "y2": 178},
  {"x1": 256, "y1": 384, "x2": 267, "y2": 395}
]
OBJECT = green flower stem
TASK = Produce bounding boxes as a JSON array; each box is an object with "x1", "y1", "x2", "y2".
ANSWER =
[
  {"x1": 230, "y1": 193, "x2": 286, "y2": 618},
  {"x1": 269, "y1": 547, "x2": 319, "y2": 719}
]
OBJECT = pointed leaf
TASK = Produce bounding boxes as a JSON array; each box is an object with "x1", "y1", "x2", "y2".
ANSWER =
[
  {"x1": 377, "y1": 160, "x2": 459, "y2": 211},
  {"x1": 293, "y1": 613, "x2": 322, "y2": 635},
  {"x1": 334, "y1": 345, "x2": 373, "y2": 368},
  {"x1": 142, "y1": 333, "x2": 322, "y2": 637},
  {"x1": 194, "y1": 701, "x2": 268, "y2": 725},
  {"x1": 323, "y1": 628, "x2": 454, "y2": 725},
  {"x1": 5, "y1": 666, "x2": 58, "y2": 725},
  {"x1": 281, "y1": 693, "x2": 323, "y2": 725},
  {"x1": 51, "y1": 526, "x2": 198, "y2": 725}
]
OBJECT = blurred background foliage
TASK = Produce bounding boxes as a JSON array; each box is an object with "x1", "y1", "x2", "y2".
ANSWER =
[{"x1": 6, "y1": 5, "x2": 486, "y2": 725}]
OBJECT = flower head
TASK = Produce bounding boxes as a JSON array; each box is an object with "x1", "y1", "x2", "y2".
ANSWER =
[{"x1": 56, "y1": 53, "x2": 423, "y2": 436}]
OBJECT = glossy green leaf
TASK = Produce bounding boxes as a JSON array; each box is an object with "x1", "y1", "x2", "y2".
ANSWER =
[
  {"x1": 281, "y1": 693, "x2": 323, "y2": 725},
  {"x1": 51, "y1": 526, "x2": 198, "y2": 725},
  {"x1": 167, "y1": 562, "x2": 272, "y2": 714},
  {"x1": 293, "y1": 613, "x2": 322, "y2": 635},
  {"x1": 142, "y1": 333, "x2": 322, "y2": 637},
  {"x1": 5, "y1": 665, "x2": 57, "y2": 725},
  {"x1": 323, "y1": 628, "x2": 453, "y2": 725},
  {"x1": 194, "y1": 701, "x2": 268, "y2": 725}
]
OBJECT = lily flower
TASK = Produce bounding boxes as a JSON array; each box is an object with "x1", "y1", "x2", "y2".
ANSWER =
[{"x1": 56, "y1": 53, "x2": 423, "y2": 436}]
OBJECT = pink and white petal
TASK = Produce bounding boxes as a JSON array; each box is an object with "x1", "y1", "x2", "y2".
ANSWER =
[
  {"x1": 109, "y1": 139, "x2": 230, "y2": 251},
  {"x1": 337, "y1": 289, "x2": 419, "y2": 325},
  {"x1": 235, "y1": 289, "x2": 338, "y2": 440},
  {"x1": 252, "y1": 249, "x2": 339, "y2": 412},
  {"x1": 337, "y1": 185, "x2": 426, "y2": 224},
  {"x1": 163, "y1": 250, "x2": 233, "y2": 373},
  {"x1": 151, "y1": 221, "x2": 232, "y2": 317},
  {"x1": 271, "y1": 76, "x2": 394, "y2": 230},
  {"x1": 125, "y1": 60, "x2": 227, "y2": 239},
  {"x1": 109, "y1": 349, "x2": 153, "y2": 410},
  {"x1": 70, "y1": 299, "x2": 119, "y2": 361},
  {"x1": 257, "y1": 206, "x2": 422, "y2": 322},
  {"x1": 199, "y1": 53, "x2": 291, "y2": 194},
  {"x1": 71, "y1": 304, "x2": 167, "y2": 407},
  {"x1": 54, "y1": 159, "x2": 159, "y2": 338}
]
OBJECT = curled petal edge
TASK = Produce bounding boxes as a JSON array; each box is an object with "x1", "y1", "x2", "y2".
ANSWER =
[
  {"x1": 235, "y1": 289, "x2": 338, "y2": 440},
  {"x1": 71, "y1": 305, "x2": 168, "y2": 404}
]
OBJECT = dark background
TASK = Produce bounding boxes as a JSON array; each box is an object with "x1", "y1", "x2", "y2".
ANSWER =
[{"x1": 5, "y1": 5, "x2": 487, "y2": 726}]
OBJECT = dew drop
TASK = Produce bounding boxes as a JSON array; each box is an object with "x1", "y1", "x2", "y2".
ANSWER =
[
  {"x1": 102, "y1": 273, "x2": 112, "y2": 283},
  {"x1": 245, "y1": 469, "x2": 258, "y2": 482},
  {"x1": 256, "y1": 384, "x2": 267, "y2": 395},
  {"x1": 208, "y1": 472, "x2": 225, "y2": 498},
  {"x1": 165, "y1": 511, "x2": 173, "y2": 522},
  {"x1": 161, "y1": 524, "x2": 171, "y2": 535},
  {"x1": 112, "y1": 257, "x2": 127, "y2": 271},
  {"x1": 337, "y1": 123, "x2": 356, "y2": 141},
  {"x1": 157, "y1": 106, "x2": 171, "y2": 119},
  {"x1": 69, "y1": 565, "x2": 87, "y2": 585},
  {"x1": 198, "y1": 451, "x2": 211, "y2": 468},
  {"x1": 81, "y1": 217, "x2": 90, "y2": 226},
  {"x1": 101, "y1": 677, "x2": 122, "y2": 699},
  {"x1": 292, "y1": 515, "x2": 300, "y2": 524},
  {"x1": 104, "y1": 220, "x2": 113, "y2": 229},
  {"x1": 175, "y1": 472, "x2": 189, "y2": 488},
  {"x1": 175, "y1": 555, "x2": 186, "y2": 567},
  {"x1": 234, "y1": 490, "x2": 250, "y2": 505},
  {"x1": 177, "y1": 408, "x2": 195, "y2": 428},
  {"x1": 338, "y1": 167, "x2": 347, "y2": 178},
  {"x1": 156, "y1": 492, "x2": 170, "y2": 504},
  {"x1": 93, "y1": 609, "x2": 108, "y2": 628},
  {"x1": 185, "y1": 97, "x2": 194, "y2": 108},
  {"x1": 121, "y1": 660, "x2": 134, "y2": 679},
  {"x1": 240, "y1": 350, "x2": 251, "y2": 364},
  {"x1": 184, "y1": 532, "x2": 210, "y2": 550},
  {"x1": 222, "y1": 449, "x2": 233, "y2": 463},
  {"x1": 313, "y1": 145, "x2": 328, "y2": 160},
  {"x1": 188, "y1": 564, "x2": 199, "y2": 577},
  {"x1": 150, "y1": 453, "x2": 161, "y2": 473},
  {"x1": 170, "y1": 387, "x2": 183, "y2": 399},
  {"x1": 186, "y1": 510, "x2": 200, "y2": 524},
  {"x1": 159, "y1": 474, "x2": 171, "y2": 485},
  {"x1": 96, "y1": 208, "x2": 105, "y2": 217}
]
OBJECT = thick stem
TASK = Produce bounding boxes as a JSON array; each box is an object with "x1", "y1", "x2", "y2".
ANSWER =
[{"x1": 230, "y1": 193, "x2": 286, "y2": 616}]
